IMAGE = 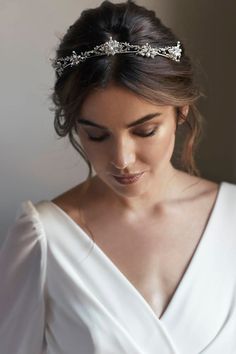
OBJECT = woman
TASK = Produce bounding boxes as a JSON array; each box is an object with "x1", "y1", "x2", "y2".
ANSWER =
[{"x1": 1, "y1": 1, "x2": 236, "y2": 353}]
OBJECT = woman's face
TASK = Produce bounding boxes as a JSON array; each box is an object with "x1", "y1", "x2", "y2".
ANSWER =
[{"x1": 77, "y1": 84, "x2": 187, "y2": 197}]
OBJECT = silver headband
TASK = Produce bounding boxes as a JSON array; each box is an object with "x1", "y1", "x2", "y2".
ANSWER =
[{"x1": 50, "y1": 36, "x2": 182, "y2": 78}]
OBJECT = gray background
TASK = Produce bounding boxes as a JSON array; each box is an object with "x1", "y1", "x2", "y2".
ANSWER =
[{"x1": 1, "y1": 0, "x2": 236, "y2": 244}]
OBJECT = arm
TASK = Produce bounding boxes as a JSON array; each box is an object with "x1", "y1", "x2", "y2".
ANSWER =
[{"x1": 0, "y1": 201, "x2": 47, "y2": 354}]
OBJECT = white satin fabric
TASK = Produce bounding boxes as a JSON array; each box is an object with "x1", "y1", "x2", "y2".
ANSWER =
[{"x1": 1, "y1": 181, "x2": 236, "y2": 354}]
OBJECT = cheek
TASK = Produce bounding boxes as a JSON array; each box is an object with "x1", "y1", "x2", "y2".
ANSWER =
[
  {"x1": 79, "y1": 136, "x2": 107, "y2": 167},
  {"x1": 143, "y1": 128, "x2": 176, "y2": 164}
]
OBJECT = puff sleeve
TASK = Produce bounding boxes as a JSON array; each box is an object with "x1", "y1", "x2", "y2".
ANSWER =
[{"x1": 0, "y1": 201, "x2": 47, "y2": 354}]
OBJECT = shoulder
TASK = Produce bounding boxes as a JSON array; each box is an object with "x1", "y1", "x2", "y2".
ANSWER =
[
  {"x1": 1, "y1": 200, "x2": 47, "y2": 290},
  {"x1": 184, "y1": 175, "x2": 236, "y2": 209},
  {"x1": 221, "y1": 180, "x2": 236, "y2": 192},
  {"x1": 219, "y1": 180, "x2": 236, "y2": 209},
  {"x1": 51, "y1": 178, "x2": 95, "y2": 218},
  {"x1": 181, "y1": 169, "x2": 236, "y2": 199},
  {"x1": 4, "y1": 200, "x2": 45, "y2": 245},
  {"x1": 0, "y1": 201, "x2": 46, "y2": 353},
  {"x1": 175, "y1": 172, "x2": 220, "y2": 202}
]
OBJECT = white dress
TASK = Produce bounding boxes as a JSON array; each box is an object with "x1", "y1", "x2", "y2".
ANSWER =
[{"x1": 1, "y1": 181, "x2": 236, "y2": 354}]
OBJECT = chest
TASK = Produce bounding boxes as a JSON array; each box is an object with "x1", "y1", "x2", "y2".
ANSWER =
[{"x1": 76, "y1": 197, "x2": 215, "y2": 319}]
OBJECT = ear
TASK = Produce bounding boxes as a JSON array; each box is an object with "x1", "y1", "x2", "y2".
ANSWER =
[{"x1": 177, "y1": 105, "x2": 189, "y2": 125}]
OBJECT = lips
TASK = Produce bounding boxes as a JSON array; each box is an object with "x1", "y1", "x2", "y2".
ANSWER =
[
  {"x1": 112, "y1": 172, "x2": 144, "y2": 185},
  {"x1": 112, "y1": 172, "x2": 143, "y2": 178}
]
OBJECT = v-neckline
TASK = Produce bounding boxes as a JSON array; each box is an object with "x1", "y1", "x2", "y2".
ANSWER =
[{"x1": 47, "y1": 182, "x2": 223, "y2": 323}]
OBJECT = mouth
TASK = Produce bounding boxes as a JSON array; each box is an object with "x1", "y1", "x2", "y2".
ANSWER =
[
  {"x1": 113, "y1": 172, "x2": 143, "y2": 178},
  {"x1": 112, "y1": 172, "x2": 144, "y2": 185}
]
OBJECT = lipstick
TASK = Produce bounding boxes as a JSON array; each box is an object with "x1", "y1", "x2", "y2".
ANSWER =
[{"x1": 112, "y1": 172, "x2": 144, "y2": 185}]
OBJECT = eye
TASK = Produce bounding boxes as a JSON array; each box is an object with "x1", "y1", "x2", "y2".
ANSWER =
[
  {"x1": 86, "y1": 127, "x2": 158, "y2": 142},
  {"x1": 87, "y1": 134, "x2": 109, "y2": 142},
  {"x1": 135, "y1": 127, "x2": 158, "y2": 137}
]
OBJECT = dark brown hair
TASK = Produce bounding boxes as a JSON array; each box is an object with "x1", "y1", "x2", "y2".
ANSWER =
[{"x1": 50, "y1": 0, "x2": 204, "y2": 181}]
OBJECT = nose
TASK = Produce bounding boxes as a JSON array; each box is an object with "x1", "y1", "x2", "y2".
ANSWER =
[{"x1": 110, "y1": 136, "x2": 136, "y2": 169}]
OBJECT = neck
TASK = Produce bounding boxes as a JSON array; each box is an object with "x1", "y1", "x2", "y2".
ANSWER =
[{"x1": 94, "y1": 165, "x2": 185, "y2": 219}]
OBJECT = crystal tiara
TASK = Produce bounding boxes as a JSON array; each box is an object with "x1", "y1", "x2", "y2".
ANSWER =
[{"x1": 50, "y1": 36, "x2": 182, "y2": 77}]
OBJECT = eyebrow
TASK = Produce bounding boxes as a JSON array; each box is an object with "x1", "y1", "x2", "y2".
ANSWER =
[{"x1": 77, "y1": 112, "x2": 162, "y2": 130}]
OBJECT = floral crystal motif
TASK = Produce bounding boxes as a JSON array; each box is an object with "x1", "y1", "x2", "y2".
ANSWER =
[{"x1": 51, "y1": 37, "x2": 182, "y2": 77}]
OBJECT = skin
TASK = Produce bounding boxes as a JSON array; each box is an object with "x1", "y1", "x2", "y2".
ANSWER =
[
  {"x1": 76, "y1": 83, "x2": 191, "y2": 219},
  {"x1": 52, "y1": 83, "x2": 219, "y2": 318}
]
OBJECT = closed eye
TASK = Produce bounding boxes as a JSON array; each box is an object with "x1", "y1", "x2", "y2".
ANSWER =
[{"x1": 86, "y1": 127, "x2": 158, "y2": 142}]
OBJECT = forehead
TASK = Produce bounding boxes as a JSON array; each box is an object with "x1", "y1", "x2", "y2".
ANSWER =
[{"x1": 79, "y1": 84, "x2": 173, "y2": 125}]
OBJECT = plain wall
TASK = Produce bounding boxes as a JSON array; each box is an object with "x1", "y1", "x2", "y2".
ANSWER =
[
  {"x1": 1, "y1": 0, "x2": 235, "y2": 244},
  {"x1": 162, "y1": 1, "x2": 236, "y2": 183}
]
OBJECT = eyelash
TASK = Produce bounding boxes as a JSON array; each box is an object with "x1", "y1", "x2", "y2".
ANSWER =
[{"x1": 86, "y1": 128, "x2": 158, "y2": 142}]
